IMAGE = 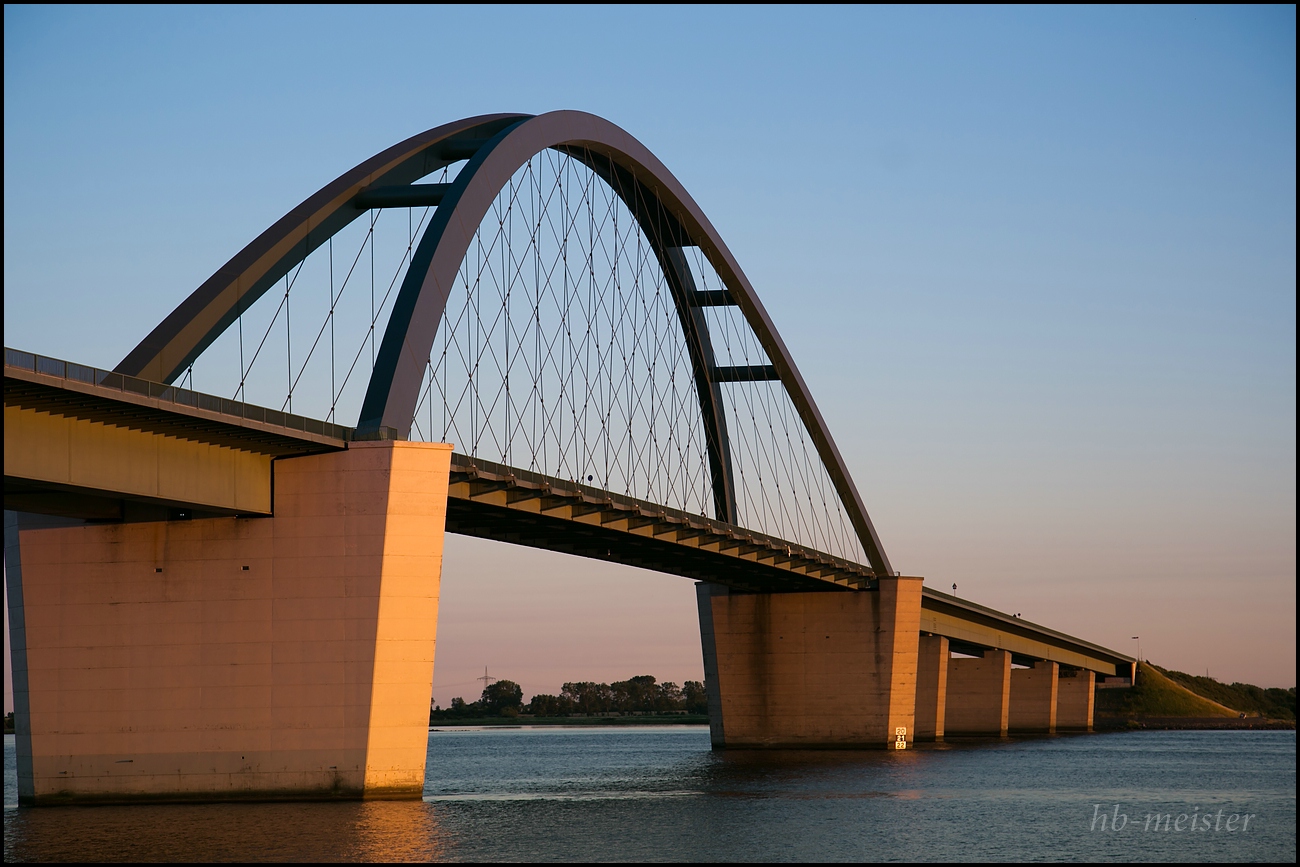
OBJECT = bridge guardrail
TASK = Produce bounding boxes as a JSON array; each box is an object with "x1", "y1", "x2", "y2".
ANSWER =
[{"x1": 5, "y1": 348, "x2": 354, "y2": 442}]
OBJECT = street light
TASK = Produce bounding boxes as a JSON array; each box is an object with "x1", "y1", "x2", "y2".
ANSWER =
[{"x1": 1131, "y1": 636, "x2": 1142, "y2": 682}]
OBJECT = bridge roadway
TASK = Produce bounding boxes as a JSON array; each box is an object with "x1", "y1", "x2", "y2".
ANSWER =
[{"x1": 4, "y1": 348, "x2": 1131, "y2": 678}]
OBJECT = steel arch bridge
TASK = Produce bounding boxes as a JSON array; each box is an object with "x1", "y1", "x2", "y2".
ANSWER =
[
  {"x1": 4, "y1": 111, "x2": 1133, "y2": 802},
  {"x1": 115, "y1": 111, "x2": 893, "y2": 592}
]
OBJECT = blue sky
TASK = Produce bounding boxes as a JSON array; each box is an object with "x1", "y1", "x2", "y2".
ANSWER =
[{"x1": 4, "y1": 6, "x2": 1295, "y2": 703}]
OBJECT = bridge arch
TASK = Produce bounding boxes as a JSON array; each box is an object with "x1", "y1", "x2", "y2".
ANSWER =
[{"x1": 117, "y1": 111, "x2": 892, "y2": 576}]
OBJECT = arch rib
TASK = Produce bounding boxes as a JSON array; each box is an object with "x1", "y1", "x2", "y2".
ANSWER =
[
  {"x1": 118, "y1": 110, "x2": 893, "y2": 576},
  {"x1": 357, "y1": 111, "x2": 893, "y2": 576},
  {"x1": 114, "y1": 113, "x2": 530, "y2": 385}
]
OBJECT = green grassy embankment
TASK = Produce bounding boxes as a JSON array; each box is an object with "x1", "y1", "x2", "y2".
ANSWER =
[
  {"x1": 1095, "y1": 662, "x2": 1239, "y2": 719},
  {"x1": 1151, "y1": 664, "x2": 1296, "y2": 721}
]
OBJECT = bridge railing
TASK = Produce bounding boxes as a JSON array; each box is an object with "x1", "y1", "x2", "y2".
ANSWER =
[{"x1": 5, "y1": 348, "x2": 354, "y2": 441}]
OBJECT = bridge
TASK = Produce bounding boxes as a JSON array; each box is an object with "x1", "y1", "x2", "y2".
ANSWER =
[{"x1": 4, "y1": 111, "x2": 1131, "y2": 805}]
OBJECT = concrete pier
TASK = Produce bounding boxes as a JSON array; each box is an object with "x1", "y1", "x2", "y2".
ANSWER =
[
  {"x1": 697, "y1": 576, "x2": 923, "y2": 748},
  {"x1": 1056, "y1": 669, "x2": 1096, "y2": 731},
  {"x1": 4, "y1": 441, "x2": 452, "y2": 805},
  {"x1": 945, "y1": 649, "x2": 1012, "y2": 736},
  {"x1": 1009, "y1": 661, "x2": 1059, "y2": 733},
  {"x1": 913, "y1": 635, "x2": 949, "y2": 741}
]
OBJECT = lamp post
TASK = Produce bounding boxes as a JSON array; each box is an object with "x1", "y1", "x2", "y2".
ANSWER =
[{"x1": 1131, "y1": 636, "x2": 1141, "y2": 682}]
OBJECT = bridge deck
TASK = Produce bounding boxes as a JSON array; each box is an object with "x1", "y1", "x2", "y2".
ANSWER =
[
  {"x1": 444, "y1": 454, "x2": 876, "y2": 594},
  {"x1": 4, "y1": 349, "x2": 351, "y2": 455},
  {"x1": 4, "y1": 348, "x2": 1131, "y2": 675},
  {"x1": 920, "y1": 589, "x2": 1131, "y2": 675},
  {"x1": 4, "y1": 349, "x2": 349, "y2": 518}
]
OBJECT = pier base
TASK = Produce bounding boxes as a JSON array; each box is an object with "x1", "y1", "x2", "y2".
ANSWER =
[
  {"x1": 1057, "y1": 668, "x2": 1095, "y2": 731},
  {"x1": 945, "y1": 649, "x2": 1011, "y2": 736},
  {"x1": 4, "y1": 441, "x2": 452, "y2": 805},
  {"x1": 913, "y1": 635, "x2": 949, "y2": 741},
  {"x1": 1009, "y1": 660, "x2": 1058, "y2": 733},
  {"x1": 696, "y1": 576, "x2": 922, "y2": 748}
]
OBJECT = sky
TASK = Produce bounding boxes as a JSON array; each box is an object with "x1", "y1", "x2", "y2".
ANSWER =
[{"x1": 3, "y1": 5, "x2": 1295, "y2": 710}]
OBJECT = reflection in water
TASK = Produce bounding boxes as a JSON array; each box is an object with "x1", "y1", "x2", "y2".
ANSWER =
[
  {"x1": 346, "y1": 801, "x2": 447, "y2": 863},
  {"x1": 2, "y1": 798, "x2": 448, "y2": 863},
  {"x1": 5, "y1": 729, "x2": 1297, "y2": 862}
]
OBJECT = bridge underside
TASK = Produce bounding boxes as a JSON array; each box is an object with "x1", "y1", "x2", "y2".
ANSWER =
[{"x1": 444, "y1": 455, "x2": 874, "y2": 594}]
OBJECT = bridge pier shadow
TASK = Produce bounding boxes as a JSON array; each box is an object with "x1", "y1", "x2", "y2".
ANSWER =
[
  {"x1": 911, "y1": 648, "x2": 1096, "y2": 741},
  {"x1": 4, "y1": 441, "x2": 452, "y2": 805},
  {"x1": 1010, "y1": 661, "x2": 1060, "y2": 733},
  {"x1": 913, "y1": 635, "x2": 949, "y2": 741},
  {"x1": 1056, "y1": 669, "x2": 1095, "y2": 731}
]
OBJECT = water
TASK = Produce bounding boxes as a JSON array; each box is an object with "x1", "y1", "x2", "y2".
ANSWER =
[{"x1": 4, "y1": 728, "x2": 1295, "y2": 861}]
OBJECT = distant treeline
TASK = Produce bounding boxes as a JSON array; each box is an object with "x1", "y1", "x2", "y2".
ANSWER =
[
  {"x1": 1152, "y1": 664, "x2": 1296, "y2": 721},
  {"x1": 432, "y1": 675, "x2": 708, "y2": 720}
]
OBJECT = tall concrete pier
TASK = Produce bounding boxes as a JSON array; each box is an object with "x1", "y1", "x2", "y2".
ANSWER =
[
  {"x1": 698, "y1": 576, "x2": 923, "y2": 748},
  {"x1": 5, "y1": 442, "x2": 452, "y2": 804}
]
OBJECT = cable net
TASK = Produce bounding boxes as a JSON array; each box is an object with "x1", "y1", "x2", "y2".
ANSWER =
[
  {"x1": 184, "y1": 149, "x2": 868, "y2": 564},
  {"x1": 409, "y1": 150, "x2": 714, "y2": 519},
  {"x1": 185, "y1": 169, "x2": 455, "y2": 425},
  {"x1": 685, "y1": 248, "x2": 867, "y2": 566}
]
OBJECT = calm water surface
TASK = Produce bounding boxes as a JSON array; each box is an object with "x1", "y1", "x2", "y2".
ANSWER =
[{"x1": 4, "y1": 728, "x2": 1295, "y2": 861}]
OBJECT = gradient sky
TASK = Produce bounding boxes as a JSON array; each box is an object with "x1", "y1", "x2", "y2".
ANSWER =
[{"x1": 4, "y1": 6, "x2": 1295, "y2": 711}]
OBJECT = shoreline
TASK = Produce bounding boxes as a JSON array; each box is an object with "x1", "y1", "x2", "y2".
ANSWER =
[
  {"x1": 429, "y1": 714, "x2": 710, "y2": 728},
  {"x1": 6, "y1": 719, "x2": 1292, "y2": 737},
  {"x1": 430, "y1": 723, "x2": 709, "y2": 732},
  {"x1": 423, "y1": 715, "x2": 1296, "y2": 734},
  {"x1": 1095, "y1": 716, "x2": 1295, "y2": 731}
]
